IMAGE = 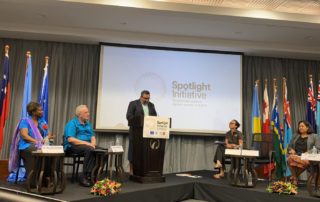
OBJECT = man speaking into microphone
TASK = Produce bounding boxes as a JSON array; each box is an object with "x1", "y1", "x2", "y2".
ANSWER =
[{"x1": 126, "y1": 90, "x2": 157, "y2": 175}]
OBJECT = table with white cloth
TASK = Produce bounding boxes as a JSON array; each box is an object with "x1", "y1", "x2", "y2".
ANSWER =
[{"x1": 225, "y1": 149, "x2": 259, "y2": 188}]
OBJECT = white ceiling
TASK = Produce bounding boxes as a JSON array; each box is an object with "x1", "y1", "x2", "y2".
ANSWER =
[{"x1": 0, "y1": 0, "x2": 320, "y2": 60}]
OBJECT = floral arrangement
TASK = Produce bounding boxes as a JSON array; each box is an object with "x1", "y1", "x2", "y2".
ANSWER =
[
  {"x1": 90, "y1": 178, "x2": 122, "y2": 196},
  {"x1": 267, "y1": 181, "x2": 297, "y2": 195}
]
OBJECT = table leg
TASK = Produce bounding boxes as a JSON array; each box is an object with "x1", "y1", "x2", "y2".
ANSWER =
[
  {"x1": 52, "y1": 157, "x2": 58, "y2": 194},
  {"x1": 109, "y1": 154, "x2": 114, "y2": 179},
  {"x1": 38, "y1": 157, "x2": 45, "y2": 194},
  {"x1": 307, "y1": 163, "x2": 320, "y2": 197},
  {"x1": 115, "y1": 154, "x2": 124, "y2": 179},
  {"x1": 97, "y1": 154, "x2": 106, "y2": 180}
]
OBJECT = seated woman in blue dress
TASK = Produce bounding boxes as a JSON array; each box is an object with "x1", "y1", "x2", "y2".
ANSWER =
[
  {"x1": 9, "y1": 102, "x2": 54, "y2": 185},
  {"x1": 213, "y1": 119, "x2": 243, "y2": 179}
]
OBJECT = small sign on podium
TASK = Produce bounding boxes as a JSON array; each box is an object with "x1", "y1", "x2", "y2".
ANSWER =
[
  {"x1": 143, "y1": 116, "x2": 170, "y2": 139},
  {"x1": 41, "y1": 145, "x2": 64, "y2": 153},
  {"x1": 109, "y1": 145, "x2": 124, "y2": 153}
]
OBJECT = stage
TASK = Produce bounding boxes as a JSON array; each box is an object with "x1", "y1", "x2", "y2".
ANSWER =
[{"x1": 0, "y1": 170, "x2": 319, "y2": 202}]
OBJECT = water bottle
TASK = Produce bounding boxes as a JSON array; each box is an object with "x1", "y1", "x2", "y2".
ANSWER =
[
  {"x1": 239, "y1": 144, "x2": 243, "y2": 155},
  {"x1": 312, "y1": 146, "x2": 317, "y2": 154},
  {"x1": 115, "y1": 134, "x2": 121, "y2": 146}
]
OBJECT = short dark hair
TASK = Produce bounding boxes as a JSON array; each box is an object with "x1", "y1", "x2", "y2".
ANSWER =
[
  {"x1": 27, "y1": 102, "x2": 41, "y2": 116},
  {"x1": 297, "y1": 120, "x2": 313, "y2": 134},
  {"x1": 232, "y1": 119, "x2": 240, "y2": 129},
  {"x1": 140, "y1": 90, "x2": 150, "y2": 97}
]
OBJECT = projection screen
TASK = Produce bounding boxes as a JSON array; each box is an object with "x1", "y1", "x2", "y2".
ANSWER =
[{"x1": 96, "y1": 44, "x2": 242, "y2": 134}]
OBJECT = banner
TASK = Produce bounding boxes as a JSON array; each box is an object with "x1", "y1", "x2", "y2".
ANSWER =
[{"x1": 143, "y1": 116, "x2": 170, "y2": 139}]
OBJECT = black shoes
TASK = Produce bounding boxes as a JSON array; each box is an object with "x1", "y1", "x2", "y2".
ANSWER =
[{"x1": 79, "y1": 177, "x2": 92, "y2": 187}]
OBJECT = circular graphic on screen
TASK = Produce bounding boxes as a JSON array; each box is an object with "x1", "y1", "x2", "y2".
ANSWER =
[{"x1": 134, "y1": 72, "x2": 166, "y2": 101}]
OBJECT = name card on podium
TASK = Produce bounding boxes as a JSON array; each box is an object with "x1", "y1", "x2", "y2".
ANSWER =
[
  {"x1": 301, "y1": 153, "x2": 320, "y2": 161},
  {"x1": 143, "y1": 116, "x2": 170, "y2": 139},
  {"x1": 225, "y1": 149, "x2": 259, "y2": 157},
  {"x1": 109, "y1": 145, "x2": 124, "y2": 153},
  {"x1": 41, "y1": 146, "x2": 64, "y2": 153}
]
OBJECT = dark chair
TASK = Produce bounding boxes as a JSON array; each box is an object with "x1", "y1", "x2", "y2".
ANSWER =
[
  {"x1": 64, "y1": 152, "x2": 84, "y2": 183},
  {"x1": 251, "y1": 133, "x2": 275, "y2": 182},
  {"x1": 62, "y1": 136, "x2": 84, "y2": 183}
]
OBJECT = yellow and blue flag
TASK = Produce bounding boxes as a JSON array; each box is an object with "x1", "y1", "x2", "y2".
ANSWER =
[{"x1": 251, "y1": 82, "x2": 261, "y2": 134}]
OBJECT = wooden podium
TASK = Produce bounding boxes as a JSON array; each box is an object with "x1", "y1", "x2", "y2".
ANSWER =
[{"x1": 129, "y1": 116, "x2": 169, "y2": 183}]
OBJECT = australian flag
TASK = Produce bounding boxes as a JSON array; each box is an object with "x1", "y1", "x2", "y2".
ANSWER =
[{"x1": 307, "y1": 75, "x2": 317, "y2": 133}]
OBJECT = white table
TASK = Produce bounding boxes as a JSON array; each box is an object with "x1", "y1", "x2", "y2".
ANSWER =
[{"x1": 225, "y1": 149, "x2": 259, "y2": 187}]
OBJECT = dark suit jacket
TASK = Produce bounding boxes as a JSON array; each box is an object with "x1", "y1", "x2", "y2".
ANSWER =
[{"x1": 126, "y1": 99, "x2": 157, "y2": 122}]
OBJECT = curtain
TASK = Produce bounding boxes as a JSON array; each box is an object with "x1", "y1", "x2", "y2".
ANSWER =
[
  {"x1": 0, "y1": 38, "x2": 99, "y2": 159},
  {"x1": 1, "y1": 38, "x2": 319, "y2": 174},
  {"x1": 243, "y1": 56, "x2": 320, "y2": 145}
]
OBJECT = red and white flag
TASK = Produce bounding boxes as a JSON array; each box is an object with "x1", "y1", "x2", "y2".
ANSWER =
[{"x1": 262, "y1": 80, "x2": 270, "y2": 133}]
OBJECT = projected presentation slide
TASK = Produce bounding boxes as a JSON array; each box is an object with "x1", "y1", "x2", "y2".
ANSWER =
[{"x1": 96, "y1": 44, "x2": 242, "y2": 134}]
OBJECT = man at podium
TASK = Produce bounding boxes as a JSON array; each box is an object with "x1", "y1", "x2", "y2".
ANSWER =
[{"x1": 126, "y1": 90, "x2": 157, "y2": 175}]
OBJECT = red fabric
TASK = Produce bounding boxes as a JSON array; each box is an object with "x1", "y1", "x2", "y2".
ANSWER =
[{"x1": 263, "y1": 162, "x2": 275, "y2": 176}]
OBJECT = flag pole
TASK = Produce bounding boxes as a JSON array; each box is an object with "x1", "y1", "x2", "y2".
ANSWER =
[
  {"x1": 45, "y1": 56, "x2": 49, "y2": 66},
  {"x1": 283, "y1": 77, "x2": 287, "y2": 180},
  {"x1": 4, "y1": 45, "x2": 9, "y2": 57}
]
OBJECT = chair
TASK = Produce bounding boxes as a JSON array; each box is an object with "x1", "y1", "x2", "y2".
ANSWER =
[
  {"x1": 62, "y1": 136, "x2": 84, "y2": 183},
  {"x1": 251, "y1": 133, "x2": 275, "y2": 182},
  {"x1": 64, "y1": 152, "x2": 84, "y2": 183}
]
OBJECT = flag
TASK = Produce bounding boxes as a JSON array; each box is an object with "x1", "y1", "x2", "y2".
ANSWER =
[
  {"x1": 283, "y1": 78, "x2": 292, "y2": 176},
  {"x1": 306, "y1": 75, "x2": 317, "y2": 133},
  {"x1": 271, "y1": 80, "x2": 285, "y2": 179},
  {"x1": 39, "y1": 56, "x2": 49, "y2": 122},
  {"x1": 317, "y1": 80, "x2": 320, "y2": 135},
  {"x1": 0, "y1": 45, "x2": 11, "y2": 150},
  {"x1": 21, "y1": 51, "x2": 32, "y2": 118},
  {"x1": 251, "y1": 81, "x2": 261, "y2": 134},
  {"x1": 262, "y1": 80, "x2": 270, "y2": 133}
]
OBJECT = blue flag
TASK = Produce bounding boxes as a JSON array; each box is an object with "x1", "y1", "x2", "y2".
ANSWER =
[
  {"x1": 306, "y1": 76, "x2": 316, "y2": 133},
  {"x1": 39, "y1": 57, "x2": 48, "y2": 122},
  {"x1": 283, "y1": 78, "x2": 292, "y2": 176},
  {"x1": 316, "y1": 80, "x2": 320, "y2": 135},
  {"x1": 21, "y1": 52, "x2": 32, "y2": 118}
]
